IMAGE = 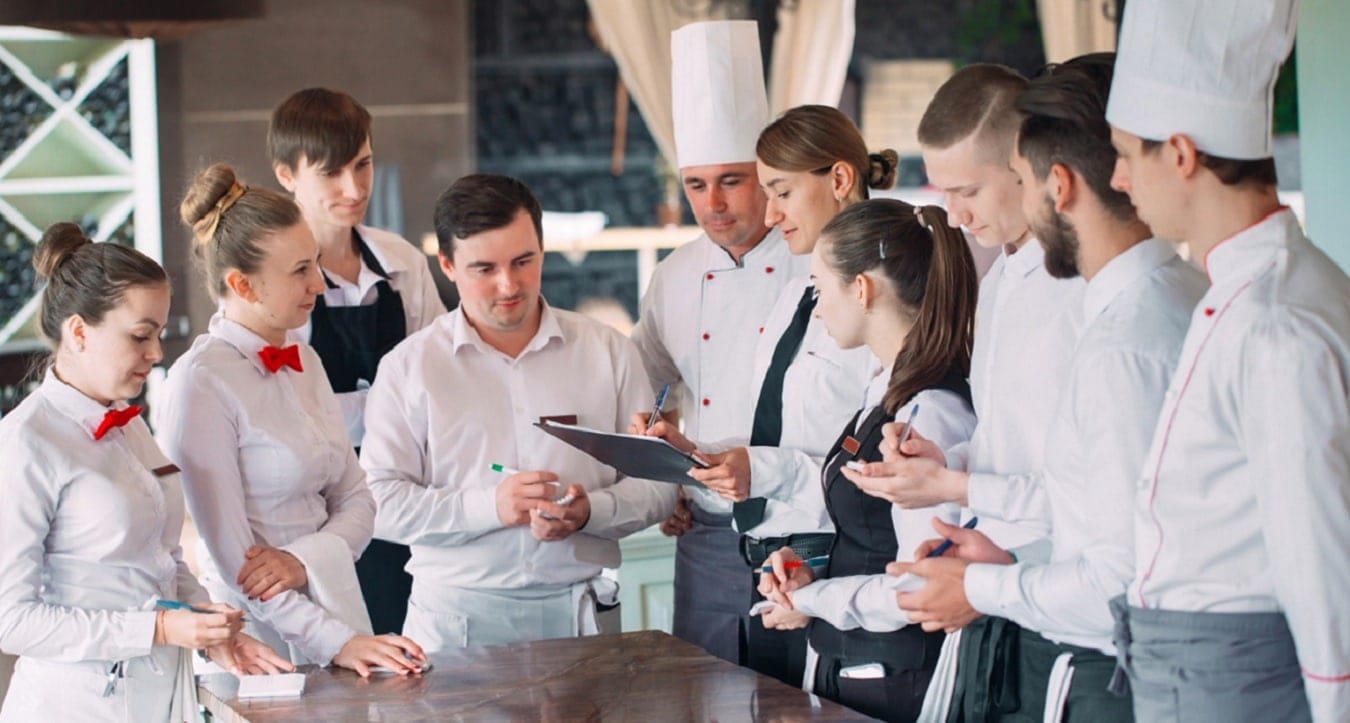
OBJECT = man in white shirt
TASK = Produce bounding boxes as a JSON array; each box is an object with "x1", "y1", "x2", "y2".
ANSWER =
[
  {"x1": 360, "y1": 174, "x2": 676, "y2": 651},
  {"x1": 844, "y1": 63, "x2": 1084, "y2": 718},
  {"x1": 1105, "y1": 1, "x2": 1349, "y2": 720},
  {"x1": 630, "y1": 21, "x2": 802, "y2": 664},
  {"x1": 884, "y1": 53, "x2": 1207, "y2": 722}
]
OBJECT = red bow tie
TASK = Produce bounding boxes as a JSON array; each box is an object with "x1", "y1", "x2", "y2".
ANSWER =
[
  {"x1": 93, "y1": 405, "x2": 143, "y2": 441},
  {"x1": 258, "y1": 345, "x2": 303, "y2": 374}
]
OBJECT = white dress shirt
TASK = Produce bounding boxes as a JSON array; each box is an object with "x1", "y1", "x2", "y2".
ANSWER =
[
  {"x1": 0, "y1": 372, "x2": 207, "y2": 721},
  {"x1": 630, "y1": 229, "x2": 807, "y2": 513},
  {"x1": 964, "y1": 239, "x2": 1206, "y2": 652},
  {"x1": 156, "y1": 313, "x2": 374, "y2": 665},
  {"x1": 739, "y1": 275, "x2": 879, "y2": 537},
  {"x1": 292, "y1": 226, "x2": 447, "y2": 446},
  {"x1": 958, "y1": 238, "x2": 1085, "y2": 554},
  {"x1": 360, "y1": 305, "x2": 677, "y2": 597},
  {"x1": 1129, "y1": 209, "x2": 1350, "y2": 719},
  {"x1": 785, "y1": 369, "x2": 972, "y2": 631}
]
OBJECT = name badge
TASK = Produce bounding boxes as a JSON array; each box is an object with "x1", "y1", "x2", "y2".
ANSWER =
[
  {"x1": 539, "y1": 414, "x2": 579, "y2": 426},
  {"x1": 840, "y1": 436, "x2": 861, "y2": 455},
  {"x1": 152, "y1": 464, "x2": 181, "y2": 477}
]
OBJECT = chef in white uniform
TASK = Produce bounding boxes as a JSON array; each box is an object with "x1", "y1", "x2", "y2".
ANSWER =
[
  {"x1": 360, "y1": 173, "x2": 676, "y2": 651},
  {"x1": 0, "y1": 224, "x2": 289, "y2": 723},
  {"x1": 887, "y1": 54, "x2": 1207, "y2": 722},
  {"x1": 1106, "y1": 1, "x2": 1350, "y2": 720},
  {"x1": 629, "y1": 20, "x2": 801, "y2": 664}
]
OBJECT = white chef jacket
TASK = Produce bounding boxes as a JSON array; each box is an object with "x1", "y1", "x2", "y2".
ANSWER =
[
  {"x1": 1129, "y1": 209, "x2": 1350, "y2": 719},
  {"x1": 733, "y1": 275, "x2": 879, "y2": 537},
  {"x1": 156, "y1": 313, "x2": 374, "y2": 665},
  {"x1": 0, "y1": 372, "x2": 208, "y2": 722},
  {"x1": 957, "y1": 238, "x2": 1085, "y2": 554},
  {"x1": 360, "y1": 304, "x2": 677, "y2": 596},
  {"x1": 630, "y1": 228, "x2": 806, "y2": 513},
  {"x1": 292, "y1": 225, "x2": 447, "y2": 446},
  {"x1": 964, "y1": 239, "x2": 1206, "y2": 653},
  {"x1": 784, "y1": 369, "x2": 972, "y2": 631}
]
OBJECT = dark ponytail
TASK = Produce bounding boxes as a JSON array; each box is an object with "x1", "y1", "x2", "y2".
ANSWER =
[{"x1": 818, "y1": 199, "x2": 977, "y2": 415}]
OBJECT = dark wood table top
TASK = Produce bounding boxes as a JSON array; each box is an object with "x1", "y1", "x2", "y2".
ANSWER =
[{"x1": 198, "y1": 630, "x2": 874, "y2": 722}]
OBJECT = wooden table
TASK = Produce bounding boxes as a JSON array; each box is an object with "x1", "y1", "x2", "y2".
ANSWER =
[{"x1": 198, "y1": 630, "x2": 874, "y2": 721}]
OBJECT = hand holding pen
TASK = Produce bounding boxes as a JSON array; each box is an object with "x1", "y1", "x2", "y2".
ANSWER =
[{"x1": 909, "y1": 517, "x2": 1011, "y2": 565}]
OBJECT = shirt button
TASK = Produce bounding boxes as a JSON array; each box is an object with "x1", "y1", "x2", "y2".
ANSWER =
[
  {"x1": 702, "y1": 398, "x2": 710, "y2": 407},
  {"x1": 705, "y1": 273, "x2": 714, "y2": 281},
  {"x1": 702, "y1": 332, "x2": 710, "y2": 341},
  {"x1": 758, "y1": 327, "x2": 764, "y2": 334},
  {"x1": 765, "y1": 266, "x2": 774, "y2": 274}
]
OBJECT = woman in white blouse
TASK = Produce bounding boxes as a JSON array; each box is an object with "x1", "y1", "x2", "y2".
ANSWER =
[
  {"x1": 0, "y1": 224, "x2": 290, "y2": 722},
  {"x1": 758, "y1": 199, "x2": 979, "y2": 722},
  {"x1": 155, "y1": 163, "x2": 424, "y2": 677}
]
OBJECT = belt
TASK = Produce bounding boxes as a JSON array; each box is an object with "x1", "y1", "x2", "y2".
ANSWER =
[{"x1": 739, "y1": 532, "x2": 834, "y2": 568}]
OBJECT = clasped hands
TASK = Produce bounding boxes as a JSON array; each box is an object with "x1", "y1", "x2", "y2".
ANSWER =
[{"x1": 496, "y1": 470, "x2": 591, "y2": 541}]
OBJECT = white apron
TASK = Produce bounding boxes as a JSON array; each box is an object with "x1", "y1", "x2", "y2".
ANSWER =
[{"x1": 403, "y1": 576, "x2": 618, "y2": 652}]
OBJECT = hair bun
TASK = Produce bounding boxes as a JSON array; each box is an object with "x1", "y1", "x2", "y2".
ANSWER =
[
  {"x1": 32, "y1": 222, "x2": 92, "y2": 281},
  {"x1": 867, "y1": 149, "x2": 900, "y2": 190},
  {"x1": 181, "y1": 162, "x2": 242, "y2": 246}
]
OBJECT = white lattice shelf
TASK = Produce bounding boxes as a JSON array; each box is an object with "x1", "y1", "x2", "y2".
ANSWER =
[{"x1": 0, "y1": 26, "x2": 160, "y2": 347}]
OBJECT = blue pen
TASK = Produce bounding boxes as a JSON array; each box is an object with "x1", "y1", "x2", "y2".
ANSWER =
[
  {"x1": 645, "y1": 383, "x2": 671, "y2": 432},
  {"x1": 927, "y1": 517, "x2": 979, "y2": 558},
  {"x1": 155, "y1": 599, "x2": 215, "y2": 615},
  {"x1": 760, "y1": 555, "x2": 829, "y2": 574}
]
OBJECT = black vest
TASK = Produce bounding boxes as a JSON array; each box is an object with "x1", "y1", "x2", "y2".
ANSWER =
[
  {"x1": 807, "y1": 367, "x2": 971, "y2": 669},
  {"x1": 308, "y1": 232, "x2": 408, "y2": 396}
]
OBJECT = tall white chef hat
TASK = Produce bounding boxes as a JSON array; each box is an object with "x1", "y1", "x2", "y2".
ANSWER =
[
  {"x1": 671, "y1": 20, "x2": 769, "y2": 169},
  {"x1": 1105, "y1": 0, "x2": 1299, "y2": 160}
]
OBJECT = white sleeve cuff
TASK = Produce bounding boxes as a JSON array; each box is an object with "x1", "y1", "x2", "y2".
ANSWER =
[{"x1": 964, "y1": 562, "x2": 1015, "y2": 618}]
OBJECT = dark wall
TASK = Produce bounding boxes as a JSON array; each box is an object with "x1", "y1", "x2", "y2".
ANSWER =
[{"x1": 157, "y1": 0, "x2": 473, "y2": 355}]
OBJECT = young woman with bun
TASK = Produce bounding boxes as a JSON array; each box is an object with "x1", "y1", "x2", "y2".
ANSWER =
[
  {"x1": 155, "y1": 163, "x2": 425, "y2": 677},
  {"x1": 0, "y1": 224, "x2": 290, "y2": 722},
  {"x1": 758, "y1": 198, "x2": 979, "y2": 722}
]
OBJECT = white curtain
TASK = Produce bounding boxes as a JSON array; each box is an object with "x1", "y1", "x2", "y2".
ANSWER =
[
  {"x1": 768, "y1": 0, "x2": 856, "y2": 114},
  {"x1": 588, "y1": 0, "x2": 859, "y2": 167},
  {"x1": 586, "y1": 0, "x2": 695, "y2": 169},
  {"x1": 1036, "y1": 0, "x2": 1117, "y2": 64}
]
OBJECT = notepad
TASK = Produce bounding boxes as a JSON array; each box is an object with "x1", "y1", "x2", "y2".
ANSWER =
[
  {"x1": 236, "y1": 673, "x2": 306, "y2": 699},
  {"x1": 534, "y1": 420, "x2": 709, "y2": 485}
]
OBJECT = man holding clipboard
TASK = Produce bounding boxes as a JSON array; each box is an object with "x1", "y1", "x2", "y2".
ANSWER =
[{"x1": 358, "y1": 174, "x2": 676, "y2": 651}]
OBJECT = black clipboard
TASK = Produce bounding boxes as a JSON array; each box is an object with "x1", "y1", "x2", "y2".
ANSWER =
[{"x1": 534, "y1": 420, "x2": 709, "y2": 485}]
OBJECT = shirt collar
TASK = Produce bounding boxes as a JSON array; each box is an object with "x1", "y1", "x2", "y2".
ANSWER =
[
  {"x1": 701, "y1": 226, "x2": 785, "y2": 271},
  {"x1": 447, "y1": 299, "x2": 566, "y2": 358},
  {"x1": 1083, "y1": 237, "x2": 1178, "y2": 326},
  {"x1": 39, "y1": 368, "x2": 131, "y2": 438},
  {"x1": 208, "y1": 311, "x2": 287, "y2": 376},
  {"x1": 1002, "y1": 236, "x2": 1047, "y2": 278},
  {"x1": 1203, "y1": 207, "x2": 1299, "y2": 284}
]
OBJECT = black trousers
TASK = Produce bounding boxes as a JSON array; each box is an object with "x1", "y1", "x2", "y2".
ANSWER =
[
  {"x1": 355, "y1": 539, "x2": 412, "y2": 634},
  {"x1": 744, "y1": 584, "x2": 809, "y2": 687},
  {"x1": 813, "y1": 653, "x2": 935, "y2": 723}
]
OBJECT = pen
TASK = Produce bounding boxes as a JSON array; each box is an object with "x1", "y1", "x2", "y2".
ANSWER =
[
  {"x1": 927, "y1": 517, "x2": 979, "y2": 558},
  {"x1": 155, "y1": 599, "x2": 215, "y2": 614},
  {"x1": 489, "y1": 463, "x2": 520, "y2": 475},
  {"x1": 645, "y1": 383, "x2": 671, "y2": 432},
  {"x1": 759, "y1": 555, "x2": 829, "y2": 574},
  {"x1": 896, "y1": 403, "x2": 920, "y2": 449}
]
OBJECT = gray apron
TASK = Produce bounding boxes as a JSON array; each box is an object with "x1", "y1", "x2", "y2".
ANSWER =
[
  {"x1": 672, "y1": 505, "x2": 749, "y2": 664},
  {"x1": 1109, "y1": 595, "x2": 1312, "y2": 723}
]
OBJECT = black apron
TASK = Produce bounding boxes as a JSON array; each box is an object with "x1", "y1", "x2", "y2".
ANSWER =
[
  {"x1": 308, "y1": 232, "x2": 412, "y2": 635},
  {"x1": 810, "y1": 370, "x2": 970, "y2": 723}
]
